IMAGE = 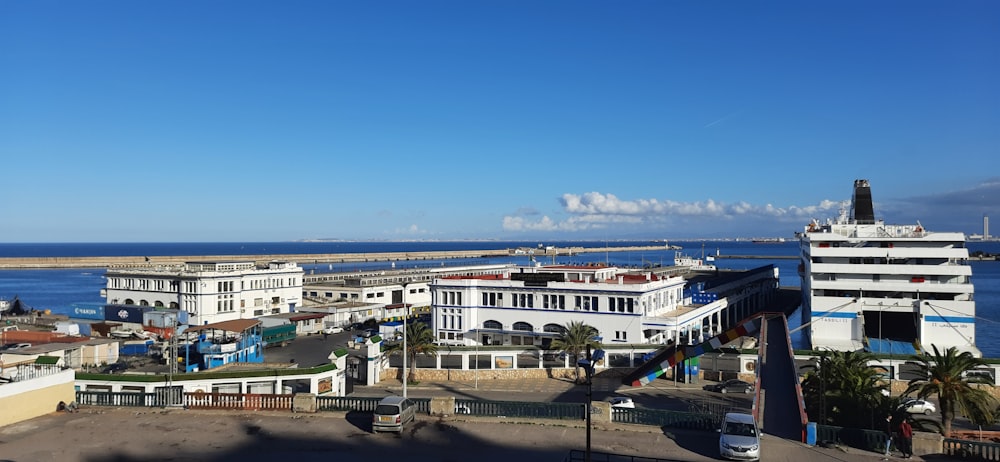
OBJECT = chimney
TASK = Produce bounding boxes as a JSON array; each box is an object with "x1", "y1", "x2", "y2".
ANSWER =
[{"x1": 851, "y1": 179, "x2": 876, "y2": 224}]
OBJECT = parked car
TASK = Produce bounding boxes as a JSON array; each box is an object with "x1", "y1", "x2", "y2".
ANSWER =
[
  {"x1": 323, "y1": 326, "x2": 344, "y2": 334},
  {"x1": 899, "y1": 398, "x2": 936, "y2": 415},
  {"x1": 1, "y1": 343, "x2": 32, "y2": 351},
  {"x1": 607, "y1": 397, "x2": 635, "y2": 409},
  {"x1": 704, "y1": 379, "x2": 754, "y2": 394},
  {"x1": 718, "y1": 412, "x2": 761, "y2": 461},
  {"x1": 372, "y1": 395, "x2": 417, "y2": 433}
]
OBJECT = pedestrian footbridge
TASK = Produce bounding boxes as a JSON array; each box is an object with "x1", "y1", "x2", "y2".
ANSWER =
[{"x1": 622, "y1": 313, "x2": 809, "y2": 442}]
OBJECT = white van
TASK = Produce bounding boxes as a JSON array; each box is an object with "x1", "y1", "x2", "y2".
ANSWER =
[
  {"x1": 372, "y1": 395, "x2": 417, "y2": 433},
  {"x1": 718, "y1": 412, "x2": 760, "y2": 460}
]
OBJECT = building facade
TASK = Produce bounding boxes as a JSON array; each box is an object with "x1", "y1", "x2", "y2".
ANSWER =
[
  {"x1": 429, "y1": 264, "x2": 778, "y2": 349},
  {"x1": 103, "y1": 261, "x2": 304, "y2": 326}
]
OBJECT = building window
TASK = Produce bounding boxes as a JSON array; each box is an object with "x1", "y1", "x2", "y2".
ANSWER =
[
  {"x1": 483, "y1": 320, "x2": 502, "y2": 330},
  {"x1": 513, "y1": 322, "x2": 533, "y2": 332}
]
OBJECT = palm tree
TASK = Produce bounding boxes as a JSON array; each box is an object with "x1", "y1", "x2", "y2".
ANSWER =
[
  {"x1": 550, "y1": 321, "x2": 601, "y2": 384},
  {"x1": 383, "y1": 321, "x2": 438, "y2": 384},
  {"x1": 800, "y1": 349, "x2": 889, "y2": 429},
  {"x1": 904, "y1": 345, "x2": 996, "y2": 437}
]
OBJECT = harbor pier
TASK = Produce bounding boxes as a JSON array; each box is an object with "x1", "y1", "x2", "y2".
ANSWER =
[{"x1": 0, "y1": 245, "x2": 672, "y2": 270}]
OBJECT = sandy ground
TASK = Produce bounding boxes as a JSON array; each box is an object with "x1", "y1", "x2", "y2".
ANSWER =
[{"x1": 0, "y1": 407, "x2": 920, "y2": 462}]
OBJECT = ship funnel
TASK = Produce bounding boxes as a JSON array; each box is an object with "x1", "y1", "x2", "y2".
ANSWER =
[{"x1": 851, "y1": 179, "x2": 875, "y2": 224}]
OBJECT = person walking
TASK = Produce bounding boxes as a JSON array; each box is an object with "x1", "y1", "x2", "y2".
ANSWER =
[
  {"x1": 883, "y1": 414, "x2": 894, "y2": 461},
  {"x1": 899, "y1": 418, "x2": 914, "y2": 459}
]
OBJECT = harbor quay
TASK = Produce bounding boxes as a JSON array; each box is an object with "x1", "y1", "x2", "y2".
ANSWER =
[{"x1": 0, "y1": 245, "x2": 672, "y2": 269}]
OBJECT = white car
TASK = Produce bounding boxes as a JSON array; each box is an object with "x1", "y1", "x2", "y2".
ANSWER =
[
  {"x1": 608, "y1": 397, "x2": 635, "y2": 409},
  {"x1": 900, "y1": 398, "x2": 936, "y2": 415},
  {"x1": 323, "y1": 326, "x2": 344, "y2": 334},
  {"x1": 719, "y1": 412, "x2": 761, "y2": 461}
]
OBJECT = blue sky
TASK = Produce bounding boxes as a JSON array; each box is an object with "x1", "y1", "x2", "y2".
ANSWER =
[{"x1": 1, "y1": 1, "x2": 998, "y2": 242}]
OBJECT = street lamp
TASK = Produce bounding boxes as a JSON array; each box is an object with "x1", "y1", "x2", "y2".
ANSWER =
[
  {"x1": 402, "y1": 282, "x2": 408, "y2": 398},
  {"x1": 578, "y1": 346, "x2": 605, "y2": 462},
  {"x1": 475, "y1": 327, "x2": 479, "y2": 390}
]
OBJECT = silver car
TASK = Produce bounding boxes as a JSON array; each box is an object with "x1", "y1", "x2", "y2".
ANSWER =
[
  {"x1": 372, "y1": 395, "x2": 417, "y2": 433},
  {"x1": 719, "y1": 412, "x2": 760, "y2": 461}
]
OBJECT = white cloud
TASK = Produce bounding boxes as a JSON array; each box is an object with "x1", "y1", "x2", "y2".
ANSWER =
[{"x1": 503, "y1": 192, "x2": 845, "y2": 234}]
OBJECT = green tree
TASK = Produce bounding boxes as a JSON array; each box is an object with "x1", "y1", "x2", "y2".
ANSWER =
[
  {"x1": 800, "y1": 349, "x2": 889, "y2": 429},
  {"x1": 550, "y1": 321, "x2": 601, "y2": 383},
  {"x1": 904, "y1": 345, "x2": 996, "y2": 437},
  {"x1": 384, "y1": 321, "x2": 438, "y2": 384}
]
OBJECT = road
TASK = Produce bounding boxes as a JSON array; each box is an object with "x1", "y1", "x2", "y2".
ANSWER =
[{"x1": 0, "y1": 406, "x2": 917, "y2": 462}]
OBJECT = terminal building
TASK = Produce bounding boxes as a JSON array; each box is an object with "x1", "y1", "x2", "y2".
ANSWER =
[
  {"x1": 102, "y1": 260, "x2": 304, "y2": 326},
  {"x1": 429, "y1": 263, "x2": 781, "y2": 348}
]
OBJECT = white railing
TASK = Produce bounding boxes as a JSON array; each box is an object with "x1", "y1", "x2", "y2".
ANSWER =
[{"x1": 2, "y1": 364, "x2": 68, "y2": 383}]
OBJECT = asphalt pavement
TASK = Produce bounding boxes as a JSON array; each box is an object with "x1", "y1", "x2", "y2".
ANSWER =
[{"x1": 0, "y1": 405, "x2": 928, "y2": 462}]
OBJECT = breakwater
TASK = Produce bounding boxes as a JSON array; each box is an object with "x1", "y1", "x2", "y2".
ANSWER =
[{"x1": 0, "y1": 245, "x2": 672, "y2": 269}]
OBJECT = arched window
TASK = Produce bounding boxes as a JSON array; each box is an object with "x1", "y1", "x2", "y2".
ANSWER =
[
  {"x1": 169, "y1": 302, "x2": 179, "y2": 309},
  {"x1": 154, "y1": 301, "x2": 164, "y2": 307},
  {"x1": 543, "y1": 323, "x2": 564, "y2": 334},
  {"x1": 124, "y1": 299, "x2": 135, "y2": 305},
  {"x1": 139, "y1": 300, "x2": 149, "y2": 306},
  {"x1": 513, "y1": 322, "x2": 533, "y2": 332},
  {"x1": 483, "y1": 320, "x2": 502, "y2": 330}
]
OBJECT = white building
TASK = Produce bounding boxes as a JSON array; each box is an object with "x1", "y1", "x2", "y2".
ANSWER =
[
  {"x1": 103, "y1": 261, "x2": 304, "y2": 326},
  {"x1": 301, "y1": 264, "x2": 517, "y2": 322},
  {"x1": 799, "y1": 179, "x2": 979, "y2": 356},
  {"x1": 430, "y1": 264, "x2": 780, "y2": 348}
]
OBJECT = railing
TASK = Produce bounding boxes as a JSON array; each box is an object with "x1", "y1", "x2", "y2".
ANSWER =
[
  {"x1": 317, "y1": 396, "x2": 431, "y2": 414},
  {"x1": 612, "y1": 408, "x2": 719, "y2": 431},
  {"x1": 185, "y1": 392, "x2": 292, "y2": 411},
  {"x1": 456, "y1": 399, "x2": 585, "y2": 420},
  {"x1": 944, "y1": 438, "x2": 1000, "y2": 461},
  {"x1": 75, "y1": 391, "x2": 292, "y2": 411},
  {"x1": 564, "y1": 449, "x2": 688, "y2": 462},
  {"x1": 4, "y1": 364, "x2": 68, "y2": 382},
  {"x1": 815, "y1": 424, "x2": 889, "y2": 453},
  {"x1": 77, "y1": 391, "x2": 160, "y2": 407}
]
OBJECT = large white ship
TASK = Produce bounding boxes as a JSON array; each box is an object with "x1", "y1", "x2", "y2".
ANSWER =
[{"x1": 798, "y1": 179, "x2": 979, "y2": 357}]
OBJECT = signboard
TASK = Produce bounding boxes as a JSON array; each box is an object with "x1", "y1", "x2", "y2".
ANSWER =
[
  {"x1": 103, "y1": 305, "x2": 149, "y2": 324},
  {"x1": 510, "y1": 273, "x2": 565, "y2": 287},
  {"x1": 318, "y1": 377, "x2": 333, "y2": 394}
]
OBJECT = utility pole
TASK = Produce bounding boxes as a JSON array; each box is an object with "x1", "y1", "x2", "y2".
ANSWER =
[{"x1": 578, "y1": 346, "x2": 605, "y2": 462}]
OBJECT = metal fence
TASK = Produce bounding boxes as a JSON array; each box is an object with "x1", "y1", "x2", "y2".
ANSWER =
[
  {"x1": 612, "y1": 408, "x2": 719, "y2": 431},
  {"x1": 944, "y1": 438, "x2": 1000, "y2": 461},
  {"x1": 815, "y1": 424, "x2": 889, "y2": 453},
  {"x1": 455, "y1": 399, "x2": 585, "y2": 420},
  {"x1": 317, "y1": 396, "x2": 431, "y2": 414}
]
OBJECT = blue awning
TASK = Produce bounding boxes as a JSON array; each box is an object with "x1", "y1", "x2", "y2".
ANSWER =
[{"x1": 865, "y1": 338, "x2": 918, "y2": 355}]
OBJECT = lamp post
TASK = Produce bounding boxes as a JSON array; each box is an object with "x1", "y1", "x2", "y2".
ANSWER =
[
  {"x1": 475, "y1": 327, "x2": 479, "y2": 390},
  {"x1": 578, "y1": 346, "x2": 605, "y2": 462},
  {"x1": 402, "y1": 282, "x2": 408, "y2": 398}
]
